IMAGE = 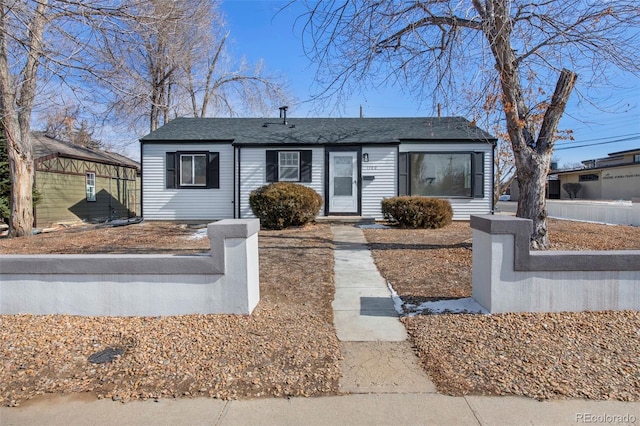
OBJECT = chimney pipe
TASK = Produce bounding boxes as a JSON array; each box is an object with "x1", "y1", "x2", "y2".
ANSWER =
[
  {"x1": 437, "y1": 103, "x2": 441, "y2": 118},
  {"x1": 279, "y1": 106, "x2": 288, "y2": 125}
]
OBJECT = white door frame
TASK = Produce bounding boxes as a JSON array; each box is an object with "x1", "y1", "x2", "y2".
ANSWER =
[{"x1": 327, "y1": 150, "x2": 359, "y2": 214}]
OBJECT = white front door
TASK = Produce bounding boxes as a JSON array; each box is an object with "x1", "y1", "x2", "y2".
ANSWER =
[{"x1": 329, "y1": 151, "x2": 358, "y2": 213}]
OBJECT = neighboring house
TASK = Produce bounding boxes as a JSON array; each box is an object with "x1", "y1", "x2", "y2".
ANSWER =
[
  {"x1": 553, "y1": 148, "x2": 640, "y2": 200},
  {"x1": 140, "y1": 115, "x2": 496, "y2": 221},
  {"x1": 33, "y1": 132, "x2": 140, "y2": 228}
]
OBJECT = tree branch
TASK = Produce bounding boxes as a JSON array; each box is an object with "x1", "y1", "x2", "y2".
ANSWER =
[{"x1": 536, "y1": 68, "x2": 577, "y2": 153}]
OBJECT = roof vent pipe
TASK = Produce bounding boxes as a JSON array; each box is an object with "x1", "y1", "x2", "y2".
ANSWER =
[{"x1": 279, "y1": 106, "x2": 288, "y2": 125}]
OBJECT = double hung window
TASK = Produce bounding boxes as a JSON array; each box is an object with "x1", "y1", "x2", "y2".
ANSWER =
[
  {"x1": 266, "y1": 150, "x2": 312, "y2": 183},
  {"x1": 86, "y1": 172, "x2": 96, "y2": 201},
  {"x1": 180, "y1": 154, "x2": 207, "y2": 186},
  {"x1": 278, "y1": 151, "x2": 300, "y2": 181}
]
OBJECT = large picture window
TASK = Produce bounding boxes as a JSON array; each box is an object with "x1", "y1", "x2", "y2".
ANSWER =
[
  {"x1": 410, "y1": 153, "x2": 473, "y2": 197},
  {"x1": 166, "y1": 151, "x2": 219, "y2": 189},
  {"x1": 399, "y1": 152, "x2": 484, "y2": 198}
]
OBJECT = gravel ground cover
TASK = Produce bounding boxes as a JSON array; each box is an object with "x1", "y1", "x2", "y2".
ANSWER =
[
  {"x1": 404, "y1": 311, "x2": 640, "y2": 400},
  {"x1": 363, "y1": 218, "x2": 640, "y2": 401},
  {"x1": 3, "y1": 217, "x2": 640, "y2": 404},
  {"x1": 0, "y1": 222, "x2": 340, "y2": 406}
]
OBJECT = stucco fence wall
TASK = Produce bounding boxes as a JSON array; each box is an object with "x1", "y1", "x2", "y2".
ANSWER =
[
  {"x1": 0, "y1": 219, "x2": 260, "y2": 316},
  {"x1": 471, "y1": 215, "x2": 640, "y2": 313},
  {"x1": 547, "y1": 199, "x2": 640, "y2": 226}
]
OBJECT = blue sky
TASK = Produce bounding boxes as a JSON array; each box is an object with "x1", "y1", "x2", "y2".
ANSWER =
[{"x1": 220, "y1": 0, "x2": 640, "y2": 167}]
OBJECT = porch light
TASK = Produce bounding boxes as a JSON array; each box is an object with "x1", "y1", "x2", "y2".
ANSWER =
[{"x1": 362, "y1": 153, "x2": 369, "y2": 162}]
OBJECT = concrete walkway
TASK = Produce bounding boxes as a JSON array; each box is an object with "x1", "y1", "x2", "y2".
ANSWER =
[
  {"x1": 331, "y1": 224, "x2": 407, "y2": 341},
  {"x1": 3, "y1": 224, "x2": 640, "y2": 425},
  {"x1": 331, "y1": 224, "x2": 436, "y2": 395}
]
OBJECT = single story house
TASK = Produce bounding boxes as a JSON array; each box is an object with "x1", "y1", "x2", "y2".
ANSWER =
[
  {"x1": 139, "y1": 115, "x2": 496, "y2": 221},
  {"x1": 33, "y1": 132, "x2": 140, "y2": 227},
  {"x1": 553, "y1": 148, "x2": 640, "y2": 200}
]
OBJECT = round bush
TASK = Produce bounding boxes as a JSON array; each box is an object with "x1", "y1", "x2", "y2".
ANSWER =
[
  {"x1": 249, "y1": 182, "x2": 323, "y2": 229},
  {"x1": 381, "y1": 196, "x2": 453, "y2": 229}
]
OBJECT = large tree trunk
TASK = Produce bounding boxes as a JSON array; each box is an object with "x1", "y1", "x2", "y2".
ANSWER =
[
  {"x1": 6, "y1": 124, "x2": 34, "y2": 237},
  {"x1": 0, "y1": 0, "x2": 48, "y2": 237},
  {"x1": 515, "y1": 151, "x2": 552, "y2": 249},
  {"x1": 484, "y1": 1, "x2": 577, "y2": 249},
  {"x1": 515, "y1": 69, "x2": 577, "y2": 249}
]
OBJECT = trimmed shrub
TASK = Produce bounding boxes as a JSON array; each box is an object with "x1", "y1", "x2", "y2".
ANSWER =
[
  {"x1": 381, "y1": 196, "x2": 453, "y2": 229},
  {"x1": 562, "y1": 182, "x2": 582, "y2": 199},
  {"x1": 249, "y1": 182, "x2": 323, "y2": 229}
]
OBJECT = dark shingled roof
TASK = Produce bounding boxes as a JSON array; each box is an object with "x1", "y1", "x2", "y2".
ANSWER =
[
  {"x1": 140, "y1": 117, "x2": 496, "y2": 145},
  {"x1": 32, "y1": 132, "x2": 139, "y2": 170}
]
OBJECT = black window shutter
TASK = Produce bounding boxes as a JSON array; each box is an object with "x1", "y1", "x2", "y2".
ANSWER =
[
  {"x1": 398, "y1": 152, "x2": 409, "y2": 195},
  {"x1": 166, "y1": 152, "x2": 177, "y2": 188},
  {"x1": 300, "y1": 150, "x2": 312, "y2": 182},
  {"x1": 207, "y1": 152, "x2": 220, "y2": 189},
  {"x1": 266, "y1": 150, "x2": 278, "y2": 182},
  {"x1": 473, "y1": 152, "x2": 484, "y2": 198}
]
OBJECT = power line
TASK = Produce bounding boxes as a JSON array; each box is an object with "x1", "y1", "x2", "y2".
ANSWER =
[
  {"x1": 555, "y1": 132, "x2": 640, "y2": 146},
  {"x1": 555, "y1": 136, "x2": 639, "y2": 151}
]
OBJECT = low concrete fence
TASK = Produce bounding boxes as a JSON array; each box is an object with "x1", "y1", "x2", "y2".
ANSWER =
[
  {"x1": 470, "y1": 215, "x2": 640, "y2": 313},
  {"x1": 547, "y1": 199, "x2": 640, "y2": 226},
  {"x1": 0, "y1": 219, "x2": 260, "y2": 316}
]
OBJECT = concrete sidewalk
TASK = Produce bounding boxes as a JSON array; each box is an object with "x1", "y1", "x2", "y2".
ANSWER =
[
  {"x1": 3, "y1": 224, "x2": 640, "y2": 425},
  {"x1": 4, "y1": 391, "x2": 640, "y2": 425}
]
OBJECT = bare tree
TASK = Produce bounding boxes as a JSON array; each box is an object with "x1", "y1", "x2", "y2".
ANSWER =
[
  {"x1": 494, "y1": 139, "x2": 516, "y2": 203},
  {"x1": 297, "y1": 0, "x2": 640, "y2": 248},
  {"x1": 0, "y1": 0, "x2": 46, "y2": 237},
  {"x1": 0, "y1": 0, "x2": 144, "y2": 237},
  {"x1": 477, "y1": 85, "x2": 574, "y2": 207},
  {"x1": 184, "y1": 33, "x2": 286, "y2": 119},
  {"x1": 42, "y1": 103, "x2": 104, "y2": 149},
  {"x1": 102, "y1": 0, "x2": 287, "y2": 132}
]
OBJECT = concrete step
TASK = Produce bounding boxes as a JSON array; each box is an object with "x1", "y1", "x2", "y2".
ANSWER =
[{"x1": 315, "y1": 216, "x2": 376, "y2": 225}]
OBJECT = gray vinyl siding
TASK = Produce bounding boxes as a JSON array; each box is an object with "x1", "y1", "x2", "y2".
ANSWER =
[
  {"x1": 239, "y1": 146, "x2": 325, "y2": 218},
  {"x1": 399, "y1": 142, "x2": 493, "y2": 220},
  {"x1": 361, "y1": 146, "x2": 397, "y2": 218},
  {"x1": 142, "y1": 143, "x2": 234, "y2": 220}
]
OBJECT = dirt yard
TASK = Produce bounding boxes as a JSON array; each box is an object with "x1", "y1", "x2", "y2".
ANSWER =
[
  {"x1": 1, "y1": 218, "x2": 640, "y2": 404},
  {"x1": 0, "y1": 222, "x2": 340, "y2": 406}
]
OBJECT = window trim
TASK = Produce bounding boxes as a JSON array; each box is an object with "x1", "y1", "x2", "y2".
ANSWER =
[
  {"x1": 179, "y1": 153, "x2": 208, "y2": 187},
  {"x1": 278, "y1": 151, "x2": 300, "y2": 182},
  {"x1": 86, "y1": 172, "x2": 96, "y2": 202},
  {"x1": 266, "y1": 150, "x2": 312, "y2": 183},
  {"x1": 166, "y1": 151, "x2": 220, "y2": 190},
  {"x1": 634, "y1": 154, "x2": 640, "y2": 163},
  {"x1": 579, "y1": 173, "x2": 599, "y2": 182}
]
